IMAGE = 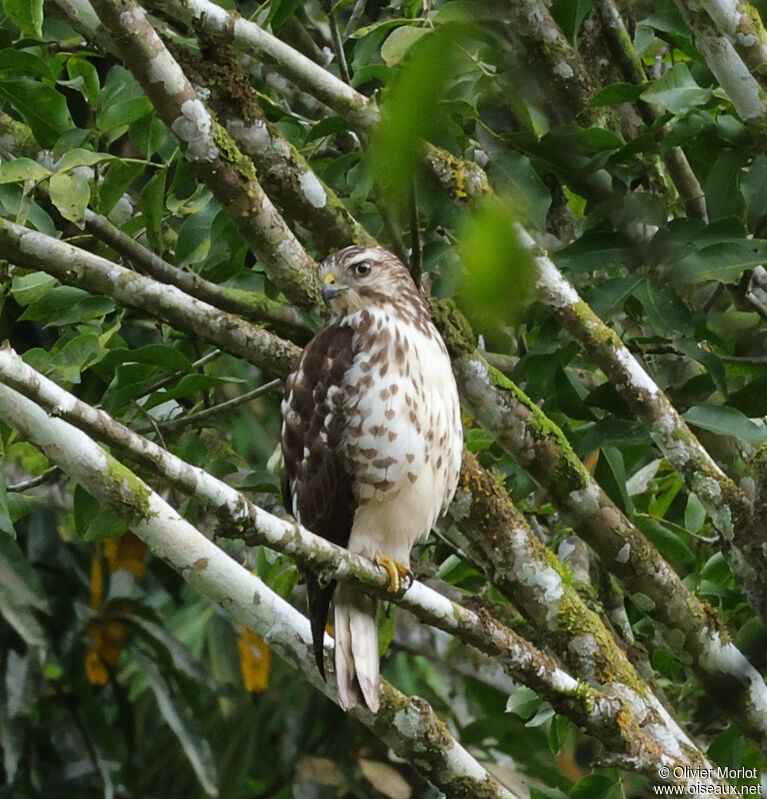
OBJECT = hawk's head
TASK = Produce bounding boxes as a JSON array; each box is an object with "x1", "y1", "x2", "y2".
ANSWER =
[{"x1": 319, "y1": 246, "x2": 421, "y2": 319}]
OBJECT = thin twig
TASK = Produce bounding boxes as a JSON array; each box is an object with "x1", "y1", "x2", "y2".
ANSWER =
[
  {"x1": 344, "y1": 0, "x2": 367, "y2": 40},
  {"x1": 7, "y1": 466, "x2": 60, "y2": 492},
  {"x1": 326, "y1": 7, "x2": 351, "y2": 83},
  {"x1": 138, "y1": 349, "x2": 223, "y2": 400},
  {"x1": 137, "y1": 379, "x2": 282, "y2": 435}
]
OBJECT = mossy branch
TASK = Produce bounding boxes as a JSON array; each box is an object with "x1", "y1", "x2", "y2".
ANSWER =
[{"x1": 0, "y1": 347, "x2": 722, "y2": 783}]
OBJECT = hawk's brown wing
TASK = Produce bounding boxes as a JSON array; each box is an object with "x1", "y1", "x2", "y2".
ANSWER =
[{"x1": 281, "y1": 324, "x2": 357, "y2": 676}]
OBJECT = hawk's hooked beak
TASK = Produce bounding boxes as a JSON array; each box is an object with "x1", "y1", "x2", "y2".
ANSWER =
[{"x1": 322, "y1": 272, "x2": 341, "y2": 305}]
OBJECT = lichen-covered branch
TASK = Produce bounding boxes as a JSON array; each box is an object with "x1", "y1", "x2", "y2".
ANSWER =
[
  {"x1": 506, "y1": 0, "x2": 605, "y2": 126},
  {"x1": 522, "y1": 227, "x2": 767, "y2": 625},
  {"x1": 166, "y1": 36, "x2": 376, "y2": 255},
  {"x1": 695, "y1": 0, "x2": 767, "y2": 80},
  {"x1": 87, "y1": 0, "x2": 320, "y2": 308},
  {"x1": 672, "y1": 0, "x2": 767, "y2": 127},
  {"x1": 0, "y1": 217, "x2": 301, "y2": 377},
  {"x1": 592, "y1": 0, "x2": 708, "y2": 221},
  {"x1": 0, "y1": 381, "x2": 517, "y2": 799},
  {"x1": 439, "y1": 315, "x2": 767, "y2": 746},
  {"x1": 143, "y1": 0, "x2": 378, "y2": 131},
  {"x1": 52, "y1": 0, "x2": 374, "y2": 258},
  {"x1": 0, "y1": 348, "x2": 722, "y2": 783},
  {"x1": 82, "y1": 210, "x2": 315, "y2": 335},
  {"x1": 143, "y1": 0, "x2": 494, "y2": 209},
  {"x1": 0, "y1": 105, "x2": 317, "y2": 336}
]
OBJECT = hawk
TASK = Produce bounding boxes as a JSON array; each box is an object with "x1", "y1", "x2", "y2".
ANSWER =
[{"x1": 281, "y1": 245, "x2": 462, "y2": 712}]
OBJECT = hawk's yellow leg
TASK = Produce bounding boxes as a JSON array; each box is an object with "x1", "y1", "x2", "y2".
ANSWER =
[{"x1": 375, "y1": 553, "x2": 410, "y2": 593}]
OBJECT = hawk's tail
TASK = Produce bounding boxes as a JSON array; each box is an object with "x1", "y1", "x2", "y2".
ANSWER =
[
  {"x1": 334, "y1": 582, "x2": 380, "y2": 713},
  {"x1": 306, "y1": 574, "x2": 335, "y2": 678}
]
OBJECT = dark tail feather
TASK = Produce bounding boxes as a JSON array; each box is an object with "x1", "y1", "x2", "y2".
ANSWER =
[{"x1": 306, "y1": 573, "x2": 336, "y2": 678}]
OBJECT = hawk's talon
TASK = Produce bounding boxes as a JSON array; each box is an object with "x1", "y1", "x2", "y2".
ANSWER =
[{"x1": 375, "y1": 553, "x2": 410, "y2": 594}]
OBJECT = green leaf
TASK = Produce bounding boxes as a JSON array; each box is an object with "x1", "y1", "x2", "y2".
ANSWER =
[
  {"x1": 55, "y1": 148, "x2": 114, "y2": 172},
  {"x1": 524, "y1": 705, "x2": 555, "y2": 727},
  {"x1": 98, "y1": 159, "x2": 146, "y2": 216},
  {"x1": 264, "y1": 0, "x2": 301, "y2": 29},
  {"x1": 0, "y1": 534, "x2": 49, "y2": 649},
  {"x1": 0, "y1": 49, "x2": 52, "y2": 80},
  {"x1": 134, "y1": 653, "x2": 219, "y2": 797},
  {"x1": 488, "y1": 151, "x2": 551, "y2": 231},
  {"x1": 380, "y1": 26, "x2": 429, "y2": 66},
  {"x1": 684, "y1": 405, "x2": 767, "y2": 443},
  {"x1": 369, "y1": 24, "x2": 463, "y2": 210},
  {"x1": 0, "y1": 79, "x2": 74, "y2": 148},
  {"x1": 506, "y1": 686, "x2": 540, "y2": 719},
  {"x1": 98, "y1": 95, "x2": 153, "y2": 131},
  {"x1": 49, "y1": 170, "x2": 91, "y2": 226},
  {"x1": 141, "y1": 170, "x2": 166, "y2": 254},
  {"x1": 3, "y1": 0, "x2": 44, "y2": 38},
  {"x1": 377, "y1": 606, "x2": 396, "y2": 657},
  {"x1": 175, "y1": 200, "x2": 218, "y2": 266},
  {"x1": 685, "y1": 492, "x2": 707, "y2": 534},
  {"x1": 51, "y1": 333, "x2": 108, "y2": 383},
  {"x1": 674, "y1": 242, "x2": 765, "y2": 284},
  {"x1": 547, "y1": 715, "x2": 572, "y2": 755},
  {"x1": 635, "y1": 515, "x2": 695, "y2": 568},
  {"x1": 576, "y1": 127, "x2": 623, "y2": 150},
  {"x1": 122, "y1": 613, "x2": 210, "y2": 684},
  {"x1": 704, "y1": 149, "x2": 747, "y2": 221},
  {"x1": 589, "y1": 82, "x2": 645, "y2": 107},
  {"x1": 0, "y1": 158, "x2": 52, "y2": 185},
  {"x1": 101, "y1": 362, "x2": 171, "y2": 410},
  {"x1": 457, "y1": 197, "x2": 537, "y2": 348},
  {"x1": 66, "y1": 56, "x2": 100, "y2": 106},
  {"x1": 19, "y1": 287, "x2": 114, "y2": 326},
  {"x1": 675, "y1": 338, "x2": 727, "y2": 398},
  {"x1": 550, "y1": 0, "x2": 592, "y2": 45},
  {"x1": 83, "y1": 508, "x2": 128, "y2": 542},
  {"x1": 740, "y1": 154, "x2": 767, "y2": 222},
  {"x1": 596, "y1": 446, "x2": 634, "y2": 516},
  {"x1": 641, "y1": 63, "x2": 712, "y2": 114},
  {"x1": 570, "y1": 774, "x2": 619, "y2": 799},
  {"x1": 351, "y1": 17, "x2": 413, "y2": 38},
  {"x1": 651, "y1": 648, "x2": 681, "y2": 681},
  {"x1": 10, "y1": 272, "x2": 57, "y2": 306},
  {"x1": 101, "y1": 344, "x2": 193, "y2": 371}
]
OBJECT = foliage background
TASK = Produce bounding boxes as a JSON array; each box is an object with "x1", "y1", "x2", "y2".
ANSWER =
[{"x1": 1, "y1": 0, "x2": 767, "y2": 797}]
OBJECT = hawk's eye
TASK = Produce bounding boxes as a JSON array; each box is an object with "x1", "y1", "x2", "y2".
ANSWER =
[{"x1": 353, "y1": 261, "x2": 372, "y2": 277}]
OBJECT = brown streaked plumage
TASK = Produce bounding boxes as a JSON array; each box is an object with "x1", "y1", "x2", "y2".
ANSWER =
[{"x1": 281, "y1": 245, "x2": 462, "y2": 712}]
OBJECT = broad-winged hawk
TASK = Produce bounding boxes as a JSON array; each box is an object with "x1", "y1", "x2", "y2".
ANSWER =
[{"x1": 281, "y1": 246, "x2": 462, "y2": 712}]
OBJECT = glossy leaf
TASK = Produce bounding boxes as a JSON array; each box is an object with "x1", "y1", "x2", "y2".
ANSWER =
[{"x1": 684, "y1": 405, "x2": 767, "y2": 443}]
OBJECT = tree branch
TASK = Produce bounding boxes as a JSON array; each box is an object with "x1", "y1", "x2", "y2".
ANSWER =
[
  {"x1": 82, "y1": 209, "x2": 315, "y2": 335},
  {"x1": 143, "y1": 0, "x2": 377, "y2": 130},
  {"x1": 168, "y1": 37, "x2": 376, "y2": 255},
  {"x1": 0, "y1": 378, "x2": 519, "y2": 799},
  {"x1": 87, "y1": 0, "x2": 320, "y2": 308},
  {"x1": 522, "y1": 226, "x2": 767, "y2": 622},
  {"x1": 6, "y1": 210, "x2": 764, "y2": 749},
  {"x1": 695, "y1": 0, "x2": 767, "y2": 80},
  {"x1": 592, "y1": 0, "x2": 708, "y2": 221},
  {"x1": 672, "y1": 0, "x2": 767, "y2": 127},
  {"x1": 0, "y1": 217, "x2": 301, "y2": 377},
  {"x1": 0, "y1": 347, "x2": 722, "y2": 783},
  {"x1": 135, "y1": 378, "x2": 282, "y2": 434},
  {"x1": 436, "y1": 302, "x2": 767, "y2": 748}
]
